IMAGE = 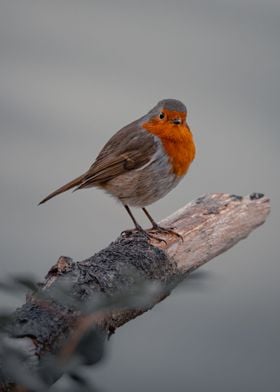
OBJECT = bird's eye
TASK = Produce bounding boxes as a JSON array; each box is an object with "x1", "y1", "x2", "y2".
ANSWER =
[{"x1": 159, "y1": 112, "x2": 165, "y2": 119}]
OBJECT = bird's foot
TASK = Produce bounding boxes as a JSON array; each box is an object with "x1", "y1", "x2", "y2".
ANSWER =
[
  {"x1": 121, "y1": 225, "x2": 167, "y2": 244},
  {"x1": 148, "y1": 224, "x2": 183, "y2": 242}
]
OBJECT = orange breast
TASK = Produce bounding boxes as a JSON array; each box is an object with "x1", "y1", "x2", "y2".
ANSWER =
[{"x1": 142, "y1": 120, "x2": 196, "y2": 177}]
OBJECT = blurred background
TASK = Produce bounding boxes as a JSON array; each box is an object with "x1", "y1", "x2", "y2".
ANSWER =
[{"x1": 0, "y1": 0, "x2": 279, "y2": 391}]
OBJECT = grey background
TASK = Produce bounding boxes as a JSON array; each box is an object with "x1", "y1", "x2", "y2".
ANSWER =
[{"x1": 0, "y1": 1, "x2": 279, "y2": 391}]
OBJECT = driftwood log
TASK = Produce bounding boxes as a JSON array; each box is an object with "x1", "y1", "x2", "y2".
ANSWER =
[{"x1": 0, "y1": 193, "x2": 270, "y2": 391}]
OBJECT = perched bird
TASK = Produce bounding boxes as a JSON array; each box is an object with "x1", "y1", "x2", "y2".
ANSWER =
[{"x1": 39, "y1": 99, "x2": 196, "y2": 240}]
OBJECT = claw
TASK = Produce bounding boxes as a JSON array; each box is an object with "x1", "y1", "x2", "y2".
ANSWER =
[
  {"x1": 121, "y1": 227, "x2": 167, "y2": 244},
  {"x1": 144, "y1": 231, "x2": 167, "y2": 244},
  {"x1": 149, "y1": 224, "x2": 183, "y2": 242}
]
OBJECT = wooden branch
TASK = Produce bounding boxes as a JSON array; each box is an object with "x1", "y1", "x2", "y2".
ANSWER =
[{"x1": 0, "y1": 193, "x2": 270, "y2": 390}]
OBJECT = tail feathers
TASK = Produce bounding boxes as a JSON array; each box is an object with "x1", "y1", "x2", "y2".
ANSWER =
[{"x1": 38, "y1": 174, "x2": 85, "y2": 205}]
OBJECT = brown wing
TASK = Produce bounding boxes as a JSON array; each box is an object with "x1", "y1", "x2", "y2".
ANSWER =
[{"x1": 76, "y1": 122, "x2": 157, "y2": 189}]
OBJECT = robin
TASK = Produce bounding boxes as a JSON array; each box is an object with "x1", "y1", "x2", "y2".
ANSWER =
[{"x1": 39, "y1": 99, "x2": 196, "y2": 240}]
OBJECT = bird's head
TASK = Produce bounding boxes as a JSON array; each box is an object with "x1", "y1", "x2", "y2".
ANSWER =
[{"x1": 142, "y1": 99, "x2": 190, "y2": 136}]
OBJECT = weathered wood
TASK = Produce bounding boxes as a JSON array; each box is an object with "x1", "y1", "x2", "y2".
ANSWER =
[{"x1": 0, "y1": 193, "x2": 270, "y2": 390}]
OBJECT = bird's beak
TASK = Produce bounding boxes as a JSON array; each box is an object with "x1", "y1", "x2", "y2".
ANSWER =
[{"x1": 171, "y1": 118, "x2": 182, "y2": 125}]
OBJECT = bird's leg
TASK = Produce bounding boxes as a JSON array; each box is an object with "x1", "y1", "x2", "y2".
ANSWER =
[
  {"x1": 122, "y1": 205, "x2": 166, "y2": 243},
  {"x1": 142, "y1": 207, "x2": 160, "y2": 228},
  {"x1": 142, "y1": 207, "x2": 183, "y2": 241},
  {"x1": 123, "y1": 205, "x2": 143, "y2": 232}
]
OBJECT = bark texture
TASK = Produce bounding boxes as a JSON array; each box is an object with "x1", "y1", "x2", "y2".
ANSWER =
[{"x1": 0, "y1": 193, "x2": 270, "y2": 391}]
